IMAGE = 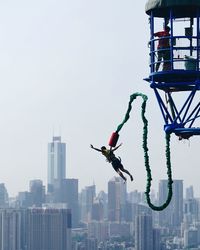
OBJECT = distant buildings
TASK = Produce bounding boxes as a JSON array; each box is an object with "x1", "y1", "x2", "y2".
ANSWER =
[
  {"x1": 2, "y1": 134, "x2": 200, "y2": 249},
  {"x1": 17, "y1": 180, "x2": 45, "y2": 208},
  {"x1": 4, "y1": 175, "x2": 200, "y2": 250},
  {"x1": 47, "y1": 136, "x2": 79, "y2": 229},
  {"x1": 0, "y1": 208, "x2": 72, "y2": 250}
]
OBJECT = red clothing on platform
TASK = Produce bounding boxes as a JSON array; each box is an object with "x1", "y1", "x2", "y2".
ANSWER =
[{"x1": 154, "y1": 31, "x2": 170, "y2": 48}]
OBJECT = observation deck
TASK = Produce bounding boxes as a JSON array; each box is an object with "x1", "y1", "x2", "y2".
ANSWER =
[{"x1": 145, "y1": 0, "x2": 200, "y2": 136}]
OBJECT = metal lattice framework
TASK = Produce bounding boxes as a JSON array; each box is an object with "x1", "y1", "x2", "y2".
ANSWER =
[{"x1": 145, "y1": 6, "x2": 200, "y2": 138}]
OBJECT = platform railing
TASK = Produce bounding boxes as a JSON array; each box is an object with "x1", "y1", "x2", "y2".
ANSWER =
[{"x1": 149, "y1": 36, "x2": 200, "y2": 73}]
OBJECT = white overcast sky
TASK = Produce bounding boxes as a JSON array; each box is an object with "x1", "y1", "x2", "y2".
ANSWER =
[{"x1": 0, "y1": 0, "x2": 199, "y2": 197}]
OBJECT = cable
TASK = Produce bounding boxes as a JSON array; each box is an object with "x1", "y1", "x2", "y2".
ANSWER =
[{"x1": 109, "y1": 92, "x2": 173, "y2": 211}]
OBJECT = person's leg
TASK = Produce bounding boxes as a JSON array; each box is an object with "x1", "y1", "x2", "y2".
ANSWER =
[
  {"x1": 156, "y1": 50, "x2": 162, "y2": 71},
  {"x1": 116, "y1": 169, "x2": 127, "y2": 182},
  {"x1": 120, "y1": 164, "x2": 133, "y2": 181},
  {"x1": 112, "y1": 159, "x2": 127, "y2": 182},
  {"x1": 163, "y1": 49, "x2": 171, "y2": 71}
]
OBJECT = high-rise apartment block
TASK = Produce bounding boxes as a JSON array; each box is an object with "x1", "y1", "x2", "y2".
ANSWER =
[
  {"x1": 27, "y1": 208, "x2": 72, "y2": 250},
  {"x1": 135, "y1": 214, "x2": 153, "y2": 250},
  {"x1": 108, "y1": 177, "x2": 127, "y2": 222},
  {"x1": 158, "y1": 179, "x2": 183, "y2": 228},
  {"x1": 0, "y1": 208, "x2": 72, "y2": 250},
  {"x1": 80, "y1": 185, "x2": 96, "y2": 222},
  {"x1": 0, "y1": 209, "x2": 21, "y2": 250},
  {"x1": 186, "y1": 185, "x2": 194, "y2": 200},
  {"x1": 60, "y1": 178, "x2": 79, "y2": 228}
]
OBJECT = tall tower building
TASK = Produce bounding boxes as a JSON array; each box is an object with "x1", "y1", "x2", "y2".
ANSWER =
[
  {"x1": 47, "y1": 136, "x2": 66, "y2": 193},
  {"x1": 186, "y1": 185, "x2": 194, "y2": 200},
  {"x1": 153, "y1": 228, "x2": 161, "y2": 250},
  {"x1": 60, "y1": 178, "x2": 79, "y2": 228},
  {"x1": 135, "y1": 214, "x2": 153, "y2": 250},
  {"x1": 91, "y1": 198, "x2": 104, "y2": 221},
  {"x1": 80, "y1": 185, "x2": 96, "y2": 223},
  {"x1": 158, "y1": 179, "x2": 183, "y2": 228},
  {"x1": 108, "y1": 177, "x2": 126, "y2": 222},
  {"x1": 184, "y1": 198, "x2": 199, "y2": 223}
]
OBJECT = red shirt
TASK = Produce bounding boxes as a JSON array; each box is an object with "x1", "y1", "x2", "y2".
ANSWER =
[{"x1": 154, "y1": 31, "x2": 170, "y2": 48}]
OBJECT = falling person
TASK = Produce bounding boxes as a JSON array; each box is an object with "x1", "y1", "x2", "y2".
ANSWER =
[{"x1": 90, "y1": 143, "x2": 133, "y2": 182}]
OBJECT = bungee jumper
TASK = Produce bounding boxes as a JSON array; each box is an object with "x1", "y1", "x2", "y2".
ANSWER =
[{"x1": 90, "y1": 143, "x2": 133, "y2": 183}]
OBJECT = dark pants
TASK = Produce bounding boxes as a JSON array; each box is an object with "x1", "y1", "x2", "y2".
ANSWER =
[
  {"x1": 111, "y1": 158, "x2": 132, "y2": 178},
  {"x1": 156, "y1": 48, "x2": 171, "y2": 71},
  {"x1": 111, "y1": 158, "x2": 123, "y2": 171}
]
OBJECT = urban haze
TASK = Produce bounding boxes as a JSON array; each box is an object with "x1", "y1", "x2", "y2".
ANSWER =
[{"x1": 0, "y1": 0, "x2": 200, "y2": 249}]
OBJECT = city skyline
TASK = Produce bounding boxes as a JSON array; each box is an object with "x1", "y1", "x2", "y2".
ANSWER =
[
  {"x1": 1, "y1": 133, "x2": 198, "y2": 199},
  {"x1": 0, "y1": 174, "x2": 198, "y2": 202},
  {"x1": 0, "y1": 176, "x2": 199, "y2": 249}
]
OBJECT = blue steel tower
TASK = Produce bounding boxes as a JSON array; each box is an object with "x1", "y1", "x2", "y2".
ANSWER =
[{"x1": 145, "y1": 0, "x2": 200, "y2": 139}]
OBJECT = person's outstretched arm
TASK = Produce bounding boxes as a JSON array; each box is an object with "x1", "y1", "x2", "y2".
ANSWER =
[
  {"x1": 90, "y1": 144, "x2": 101, "y2": 152},
  {"x1": 112, "y1": 143, "x2": 122, "y2": 152}
]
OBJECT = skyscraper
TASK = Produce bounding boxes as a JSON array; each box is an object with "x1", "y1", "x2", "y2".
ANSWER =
[
  {"x1": 91, "y1": 198, "x2": 104, "y2": 221},
  {"x1": 135, "y1": 214, "x2": 153, "y2": 250},
  {"x1": 47, "y1": 136, "x2": 66, "y2": 193},
  {"x1": 186, "y1": 185, "x2": 194, "y2": 200},
  {"x1": 108, "y1": 177, "x2": 126, "y2": 222},
  {"x1": 184, "y1": 197, "x2": 199, "y2": 223},
  {"x1": 80, "y1": 185, "x2": 96, "y2": 223},
  {"x1": 158, "y1": 179, "x2": 183, "y2": 228},
  {"x1": 60, "y1": 178, "x2": 79, "y2": 228},
  {"x1": 153, "y1": 228, "x2": 161, "y2": 250}
]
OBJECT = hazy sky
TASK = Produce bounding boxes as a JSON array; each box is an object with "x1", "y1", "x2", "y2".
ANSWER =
[{"x1": 0, "y1": 0, "x2": 199, "y2": 197}]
